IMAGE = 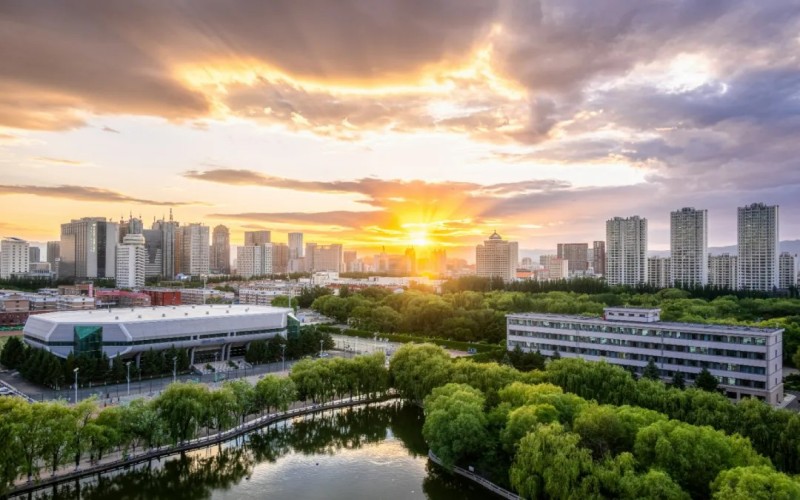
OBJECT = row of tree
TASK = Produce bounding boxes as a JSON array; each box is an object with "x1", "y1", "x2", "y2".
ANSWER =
[
  {"x1": 387, "y1": 344, "x2": 800, "y2": 499},
  {"x1": 244, "y1": 329, "x2": 334, "y2": 365}
]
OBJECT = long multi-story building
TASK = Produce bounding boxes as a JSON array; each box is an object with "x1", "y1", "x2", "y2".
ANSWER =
[
  {"x1": 151, "y1": 212, "x2": 179, "y2": 279},
  {"x1": 308, "y1": 244, "x2": 343, "y2": 273},
  {"x1": 671, "y1": 207, "x2": 708, "y2": 287},
  {"x1": 1, "y1": 237, "x2": 30, "y2": 279},
  {"x1": 116, "y1": 234, "x2": 146, "y2": 289},
  {"x1": 28, "y1": 246, "x2": 41, "y2": 265},
  {"x1": 237, "y1": 244, "x2": 273, "y2": 278},
  {"x1": 59, "y1": 218, "x2": 118, "y2": 279},
  {"x1": 142, "y1": 228, "x2": 164, "y2": 278},
  {"x1": 507, "y1": 307, "x2": 783, "y2": 405},
  {"x1": 176, "y1": 223, "x2": 209, "y2": 276},
  {"x1": 288, "y1": 233, "x2": 303, "y2": 258},
  {"x1": 738, "y1": 203, "x2": 779, "y2": 291},
  {"x1": 244, "y1": 230, "x2": 271, "y2": 246},
  {"x1": 211, "y1": 225, "x2": 231, "y2": 274},
  {"x1": 605, "y1": 216, "x2": 647, "y2": 286},
  {"x1": 647, "y1": 256, "x2": 672, "y2": 288},
  {"x1": 779, "y1": 252, "x2": 796, "y2": 290},
  {"x1": 592, "y1": 241, "x2": 606, "y2": 276},
  {"x1": 46, "y1": 241, "x2": 60, "y2": 277},
  {"x1": 271, "y1": 243, "x2": 290, "y2": 274},
  {"x1": 557, "y1": 243, "x2": 589, "y2": 273},
  {"x1": 709, "y1": 254, "x2": 738, "y2": 289},
  {"x1": 475, "y1": 231, "x2": 518, "y2": 282}
]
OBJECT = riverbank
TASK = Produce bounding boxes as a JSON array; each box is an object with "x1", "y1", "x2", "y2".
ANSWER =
[{"x1": 8, "y1": 391, "x2": 396, "y2": 498}]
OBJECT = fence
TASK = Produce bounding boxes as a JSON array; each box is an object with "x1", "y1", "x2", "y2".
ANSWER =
[{"x1": 427, "y1": 450, "x2": 522, "y2": 500}]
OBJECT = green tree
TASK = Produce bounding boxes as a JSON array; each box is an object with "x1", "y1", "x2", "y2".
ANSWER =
[
  {"x1": 389, "y1": 344, "x2": 453, "y2": 403},
  {"x1": 642, "y1": 358, "x2": 660, "y2": 380},
  {"x1": 672, "y1": 371, "x2": 686, "y2": 390},
  {"x1": 500, "y1": 404, "x2": 559, "y2": 452},
  {"x1": 0, "y1": 335, "x2": 26, "y2": 369},
  {"x1": 152, "y1": 382, "x2": 209, "y2": 445},
  {"x1": 422, "y1": 383, "x2": 488, "y2": 468},
  {"x1": 509, "y1": 423, "x2": 594, "y2": 500},
  {"x1": 205, "y1": 387, "x2": 237, "y2": 437},
  {"x1": 695, "y1": 368, "x2": 719, "y2": 392},
  {"x1": 223, "y1": 379, "x2": 257, "y2": 425},
  {"x1": 0, "y1": 397, "x2": 26, "y2": 495},
  {"x1": 711, "y1": 465, "x2": 800, "y2": 499},
  {"x1": 120, "y1": 399, "x2": 164, "y2": 453}
]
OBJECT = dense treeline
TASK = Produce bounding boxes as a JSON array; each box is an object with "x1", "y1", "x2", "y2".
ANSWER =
[
  {"x1": 0, "y1": 351, "x2": 390, "y2": 495},
  {"x1": 388, "y1": 344, "x2": 800, "y2": 499},
  {"x1": 244, "y1": 328, "x2": 334, "y2": 365},
  {"x1": 313, "y1": 285, "x2": 800, "y2": 365}
]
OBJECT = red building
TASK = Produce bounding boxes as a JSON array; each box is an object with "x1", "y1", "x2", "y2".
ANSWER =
[{"x1": 143, "y1": 289, "x2": 182, "y2": 306}]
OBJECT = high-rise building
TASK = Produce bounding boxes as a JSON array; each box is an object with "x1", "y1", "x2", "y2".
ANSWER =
[
  {"x1": 779, "y1": 252, "x2": 796, "y2": 290},
  {"x1": 142, "y1": 229, "x2": 163, "y2": 278},
  {"x1": 738, "y1": 203, "x2": 779, "y2": 291},
  {"x1": 605, "y1": 216, "x2": 647, "y2": 286},
  {"x1": 670, "y1": 207, "x2": 708, "y2": 287},
  {"x1": 343, "y1": 250, "x2": 358, "y2": 272},
  {"x1": 1, "y1": 238, "x2": 30, "y2": 279},
  {"x1": 647, "y1": 256, "x2": 672, "y2": 288},
  {"x1": 152, "y1": 210, "x2": 179, "y2": 279},
  {"x1": 431, "y1": 249, "x2": 448, "y2": 275},
  {"x1": 59, "y1": 217, "x2": 119, "y2": 279},
  {"x1": 592, "y1": 241, "x2": 606, "y2": 276},
  {"x1": 271, "y1": 243, "x2": 289, "y2": 274},
  {"x1": 304, "y1": 242, "x2": 317, "y2": 272},
  {"x1": 404, "y1": 248, "x2": 417, "y2": 275},
  {"x1": 118, "y1": 215, "x2": 143, "y2": 242},
  {"x1": 244, "y1": 230, "x2": 271, "y2": 246},
  {"x1": 309, "y1": 244, "x2": 343, "y2": 272},
  {"x1": 709, "y1": 254, "x2": 738, "y2": 289},
  {"x1": 545, "y1": 257, "x2": 569, "y2": 281},
  {"x1": 28, "y1": 246, "x2": 41, "y2": 264},
  {"x1": 288, "y1": 232, "x2": 304, "y2": 258},
  {"x1": 46, "y1": 241, "x2": 60, "y2": 277},
  {"x1": 176, "y1": 223, "x2": 210, "y2": 276},
  {"x1": 557, "y1": 243, "x2": 589, "y2": 273},
  {"x1": 475, "y1": 231, "x2": 517, "y2": 282},
  {"x1": 236, "y1": 244, "x2": 273, "y2": 278},
  {"x1": 211, "y1": 225, "x2": 231, "y2": 274},
  {"x1": 116, "y1": 234, "x2": 146, "y2": 289}
]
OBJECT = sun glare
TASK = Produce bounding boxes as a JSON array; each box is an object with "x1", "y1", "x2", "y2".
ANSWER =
[{"x1": 409, "y1": 231, "x2": 430, "y2": 247}]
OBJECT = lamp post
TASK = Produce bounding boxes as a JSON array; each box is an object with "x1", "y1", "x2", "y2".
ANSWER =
[
  {"x1": 125, "y1": 361, "x2": 132, "y2": 396},
  {"x1": 172, "y1": 356, "x2": 177, "y2": 384},
  {"x1": 281, "y1": 344, "x2": 286, "y2": 372},
  {"x1": 214, "y1": 352, "x2": 219, "y2": 382},
  {"x1": 73, "y1": 368, "x2": 79, "y2": 404}
]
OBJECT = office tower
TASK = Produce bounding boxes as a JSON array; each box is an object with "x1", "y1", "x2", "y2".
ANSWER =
[
  {"x1": 557, "y1": 243, "x2": 589, "y2": 273},
  {"x1": 779, "y1": 253, "x2": 796, "y2": 289},
  {"x1": 59, "y1": 217, "x2": 119, "y2": 279},
  {"x1": 119, "y1": 214, "x2": 143, "y2": 242},
  {"x1": 647, "y1": 257, "x2": 672, "y2": 288},
  {"x1": 152, "y1": 210, "x2": 179, "y2": 279},
  {"x1": 593, "y1": 241, "x2": 606, "y2": 276},
  {"x1": 116, "y1": 234, "x2": 146, "y2": 289},
  {"x1": 738, "y1": 203, "x2": 779, "y2": 291},
  {"x1": 304, "y1": 242, "x2": 317, "y2": 272},
  {"x1": 343, "y1": 250, "x2": 357, "y2": 272},
  {"x1": 288, "y1": 232, "x2": 304, "y2": 258},
  {"x1": 244, "y1": 230, "x2": 271, "y2": 246},
  {"x1": 1, "y1": 237, "x2": 30, "y2": 279},
  {"x1": 176, "y1": 223, "x2": 210, "y2": 276},
  {"x1": 271, "y1": 243, "x2": 289, "y2": 274},
  {"x1": 28, "y1": 246, "x2": 40, "y2": 264},
  {"x1": 405, "y1": 248, "x2": 417, "y2": 275},
  {"x1": 709, "y1": 254, "x2": 738, "y2": 289},
  {"x1": 46, "y1": 241, "x2": 60, "y2": 277},
  {"x1": 475, "y1": 231, "x2": 517, "y2": 281},
  {"x1": 236, "y1": 243, "x2": 273, "y2": 278},
  {"x1": 670, "y1": 207, "x2": 708, "y2": 287},
  {"x1": 309, "y1": 244, "x2": 343, "y2": 272},
  {"x1": 142, "y1": 229, "x2": 163, "y2": 278},
  {"x1": 211, "y1": 225, "x2": 231, "y2": 274},
  {"x1": 546, "y1": 257, "x2": 569, "y2": 281},
  {"x1": 605, "y1": 216, "x2": 647, "y2": 286}
]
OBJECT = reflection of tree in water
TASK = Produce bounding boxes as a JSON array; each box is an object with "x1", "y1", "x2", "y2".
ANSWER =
[
  {"x1": 29, "y1": 448, "x2": 254, "y2": 500},
  {"x1": 422, "y1": 462, "x2": 492, "y2": 500},
  {"x1": 25, "y1": 401, "x2": 448, "y2": 500}
]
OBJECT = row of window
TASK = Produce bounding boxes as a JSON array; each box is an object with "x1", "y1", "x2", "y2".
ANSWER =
[
  {"x1": 24, "y1": 328, "x2": 286, "y2": 348},
  {"x1": 508, "y1": 318, "x2": 771, "y2": 346},
  {"x1": 508, "y1": 339, "x2": 767, "y2": 375},
  {"x1": 508, "y1": 330, "x2": 767, "y2": 360},
  {"x1": 507, "y1": 341, "x2": 767, "y2": 390}
]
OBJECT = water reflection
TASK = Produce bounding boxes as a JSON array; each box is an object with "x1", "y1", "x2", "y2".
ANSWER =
[{"x1": 19, "y1": 401, "x2": 495, "y2": 500}]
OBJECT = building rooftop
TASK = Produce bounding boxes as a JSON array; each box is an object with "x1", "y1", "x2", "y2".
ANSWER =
[
  {"x1": 508, "y1": 311, "x2": 783, "y2": 335},
  {"x1": 30, "y1": 304, "x2": 292, "y2": 323}
]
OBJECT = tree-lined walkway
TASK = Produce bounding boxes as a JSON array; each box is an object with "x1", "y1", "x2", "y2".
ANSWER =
[{"x1": 8, "y1": 392, "x2": 396, "y2": 498}]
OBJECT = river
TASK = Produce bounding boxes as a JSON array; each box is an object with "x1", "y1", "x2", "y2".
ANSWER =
[{"x1": 15, "y1": 400, "x2": 499, "y2": 499}]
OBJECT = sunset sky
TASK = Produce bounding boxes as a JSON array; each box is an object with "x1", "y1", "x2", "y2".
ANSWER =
[{"x1": 1, "y1": 1, "x2": 799, "y2": 257}]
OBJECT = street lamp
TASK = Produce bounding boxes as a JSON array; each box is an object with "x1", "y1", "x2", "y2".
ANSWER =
[
  {"x1": 172, "y1": 356, "x2": 177, "y2": 384},
  {"x1": 73, "y1": 368, "x2": 79, "y2": 404},
  {"x1": 125, "y1": 361, "x2": 132, "y2": 396},
  {"x1": 281, "y1": 344, "x2": 286, "y2": 372},
  {"x1": 214, "y1": 352, "x2": 219, "y2": 382}
]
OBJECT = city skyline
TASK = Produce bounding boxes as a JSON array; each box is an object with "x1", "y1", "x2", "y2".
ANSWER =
[{"x1": 1, "y1": 2, "x2": 799, "y2": 252}]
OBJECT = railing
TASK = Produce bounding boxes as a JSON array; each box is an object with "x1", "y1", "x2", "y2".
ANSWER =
[{"x1": 427, "y1": 450, "x2": 522, "y2": 500}]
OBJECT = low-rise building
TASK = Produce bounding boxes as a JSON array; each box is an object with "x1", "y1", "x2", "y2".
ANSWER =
[{"x1": 506, "y1": 307, "x2": 783, "y2": 405}]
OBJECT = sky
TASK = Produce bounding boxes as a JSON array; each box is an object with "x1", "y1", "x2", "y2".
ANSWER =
[{"x1": 1, "y1": 0, "x2": 799, "y2": 258}]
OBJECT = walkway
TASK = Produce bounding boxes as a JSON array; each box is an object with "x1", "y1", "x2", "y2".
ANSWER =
[
  {"x1": 427, "y1": 450, "x2": 521, "y2": 500},
  {"x1": 8, "y1": 392, "x2": 396, "y2": 498}
]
